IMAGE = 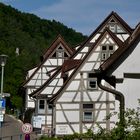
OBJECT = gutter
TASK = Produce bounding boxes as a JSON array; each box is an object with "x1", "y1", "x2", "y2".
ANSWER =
[{"x1": 96, "y1": 72, "x2": 125, "y2": 127}]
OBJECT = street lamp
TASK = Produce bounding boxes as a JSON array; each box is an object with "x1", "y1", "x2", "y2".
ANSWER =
[
  {"x1": 0, "y1": 54, "x2": 8, "y2": 140},
  {"x1": 0, "y1": 54, "x2": 8, "y2": 99}
]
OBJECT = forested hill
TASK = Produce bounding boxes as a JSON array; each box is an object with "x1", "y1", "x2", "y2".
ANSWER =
[{"x1": 0, "y1": 3, "x2": 87, "y2": 109}]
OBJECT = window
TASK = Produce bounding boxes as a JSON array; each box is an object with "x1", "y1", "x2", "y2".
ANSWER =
[
  {"x1": 39, "y1": 100, "x2": 45, "y2": 109},
  {"x1": 109, "y1": 45, "x2": 113, "y2": 50},
  {"x1": 83, "y1": 104, "x2": 93, "y2": 109},
  {"x1": 57, "y1": 51, "x2": 63, "y2": 58},
  {"x1": 83, "y1": 103, "x2": 94, "y2": 122},
  {"x1": 101, "y1": 53, "x2": 107, "y2": 60},
  {"x1": 87, "y1": 73, "x2": 97, "y2": 90},
  {"x1": 109, "y1": 24, "x2": 116, "y2": 32},
  {"x1": 83, "y1": 112, "x2": 93, "y2": 121},
  {"x1": 101, "y1": 45, "x2": 114, "y2": 61},
  {"x1": 47, "y1": 105, "x2": 52, "y2": 114},
  {"x1": 89, "y1": 80, "x2": 97, "y2": 89},
  {"x1": 102, "y1": 46, "x2": 107, "y2": 50}
]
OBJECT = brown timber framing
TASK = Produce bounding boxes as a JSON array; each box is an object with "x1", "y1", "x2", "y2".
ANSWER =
[
  {"x1": 49, "y1": 27, "x2": 125, "y2": 104},
  {"x1": 48, "y1": 29, "x2": 123, "y2": 134},
  {"x1": 28, "y1": 12, "x2": 135, "y2": 136}
]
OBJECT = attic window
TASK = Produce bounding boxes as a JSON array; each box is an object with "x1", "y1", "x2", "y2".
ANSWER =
[
  {"x1": 109, "y1": 45, "x2": 113, "y2": 50},
  {"x1": 56, "y1": 46, "x2": 64, "y2": 58},
  {"x1": 102, "y1": 46, "x2": 107, "y2": 50},
  {"x1": 101, "y1": 45, "x2": 114, "y2": 61},
  {"x1": 109, "y1": 24, "x2": 116, "y2": 32},
  {"x1": 57, "y1": 51, "x2": 63, "y2": 58}
]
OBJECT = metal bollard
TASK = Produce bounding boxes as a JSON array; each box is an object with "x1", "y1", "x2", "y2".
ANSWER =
[{"x1": 25, "y1": 134, "x2": 30, "y2": 140}]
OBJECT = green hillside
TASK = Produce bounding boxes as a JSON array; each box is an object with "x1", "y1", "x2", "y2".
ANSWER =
[{"x1": 0, "y1": 3, "x2": 87, "y2": 109}]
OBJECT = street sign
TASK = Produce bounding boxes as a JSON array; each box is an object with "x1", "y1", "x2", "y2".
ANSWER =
[
  {"x1": 0, "y1": 99, "x2": 6, "y2": 108},
  {"x1": 0, "y1": 114, "x2": 4, "y2": 122},
  {"x1": 22, "y1": 123, "x2": 33, "y2": 134},
  {"x1": 2, "y1": 93, "x2": 10, "y2": 97}
]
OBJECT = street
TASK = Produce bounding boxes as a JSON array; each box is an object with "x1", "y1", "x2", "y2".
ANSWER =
[{"x1": 0, "y1": 115, "x2": 37, "y2": 140}]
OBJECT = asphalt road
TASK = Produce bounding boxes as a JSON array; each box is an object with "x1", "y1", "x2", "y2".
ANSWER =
[{"x1": 0, "y1": 115, "x2": 37, "y2": 140}]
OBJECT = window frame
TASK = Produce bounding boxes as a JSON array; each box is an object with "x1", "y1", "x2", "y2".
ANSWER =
[
  {"x1": 39, "y1": 99, "x2": 45, "y2": 110},
  {"x1": 87, "y1": 73, "x2": 98, "y2": 90},
  {"x1": 83, "y1": 103, "x2": 94, "y2": 122},
  {"x1": 83, "y1": 112, "x2": 93, "y2": 122},
  {"x1": 101, "y1": 45, "x2": 114, "y2": 61},
  {"x1": 47, "y1": 104, "x2": 53, "y2": 114}
]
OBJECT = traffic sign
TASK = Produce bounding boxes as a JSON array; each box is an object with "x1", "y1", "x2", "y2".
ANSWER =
[
  {"x1": 22, "y1": 123, "x2": 33, "y2": 134},
  {"x1": 0, "y1": 99, "x2": 6, "y2": 108},
  {"x1": 2, "y1": 93, "x2": 10, "y2": 97},
  {"x1": 0, "y1": 114, "x2": 4, "y2": 122}
]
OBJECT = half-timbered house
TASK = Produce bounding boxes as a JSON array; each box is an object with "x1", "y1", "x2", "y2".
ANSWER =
[
  {"x1": 22, "y1": 35, "x2": 74, "y2": 112},
  {"x1": 100, "y1": 23, "x2": 140, "y2": 109},
  {"x1": 29, "y1": 11, "x2": 135, "y2": 135},
  {"x1": 48, "y1": 28, "x2": 127, "y2": 135}
]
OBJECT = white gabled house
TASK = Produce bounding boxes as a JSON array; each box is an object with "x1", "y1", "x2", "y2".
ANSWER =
[
  {"x1": 22, "y1": 35, "x2": 74, "y2": 111},
  {"x1": 30, "y1": 59, "x2": 81, "y2": 131},
  {"x1": 28, "y1": 11, "x2": 139, "y2": 136},
  {"x1": 48, "y1": 28, "x2": 127, "y2": 135},
  {"x1": 73, "y1": 11, "x2": 132, "y2": 60},
  {"x1": 100, "y1": 23, "x2": 140, "y2": 109}
]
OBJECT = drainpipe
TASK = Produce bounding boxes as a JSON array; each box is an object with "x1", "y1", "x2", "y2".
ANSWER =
[{"x1": 97, "y1": 75, "x2": 125, "y2": 128}]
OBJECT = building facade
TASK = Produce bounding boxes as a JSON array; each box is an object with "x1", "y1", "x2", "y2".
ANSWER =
[{"x1": 25, "y1": 11, "x2": 140, "y2": 136}]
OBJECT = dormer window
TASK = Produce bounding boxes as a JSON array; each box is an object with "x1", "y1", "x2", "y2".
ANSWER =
[{"x1": 101, "y1": 45, "x2": 114, "y2": 61}]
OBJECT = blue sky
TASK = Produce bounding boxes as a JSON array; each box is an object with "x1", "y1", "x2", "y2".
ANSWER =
[{"x1": 1, "y1": 0, "x2": 140, "y2": 35}]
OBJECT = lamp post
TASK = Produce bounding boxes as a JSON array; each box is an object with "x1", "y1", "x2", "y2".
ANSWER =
[
  {"x1": 0, "y1": 54, "x2": 8, "y2": 99},
  {"x1": 0, "y1": 54, "x2": 8, "y2": 140}
]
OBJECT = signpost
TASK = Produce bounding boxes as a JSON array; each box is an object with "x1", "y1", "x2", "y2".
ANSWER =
[
  {"x1": 0, "y1": 99, "x2": 6, "y2": 109},
  {"x1": 0, "y1": 99, "x2": 5, "y2": 126},
  {"x1": 22, "y1": 123, "x2": 33, "y2": 140}
]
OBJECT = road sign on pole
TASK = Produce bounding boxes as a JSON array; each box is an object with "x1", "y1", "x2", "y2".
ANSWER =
[
  {"x1": 22, "y1": 123, "x2": 33, "y2": 134},
  {"x1": 0, "y1": 99, "x2": 6, "y2": 109}
]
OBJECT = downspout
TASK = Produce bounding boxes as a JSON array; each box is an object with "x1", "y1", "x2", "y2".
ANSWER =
[
  {"x1": 97, "y1": 75, "x2": 125, "y2": 128},
  {"x1": 50, "y1": 103, "x2": 55, "y2": 137}
]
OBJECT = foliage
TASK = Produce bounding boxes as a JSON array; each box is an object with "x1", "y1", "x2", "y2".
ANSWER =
[{"x1": 0, "y1": 2, "x2": 87, "y2": 109}]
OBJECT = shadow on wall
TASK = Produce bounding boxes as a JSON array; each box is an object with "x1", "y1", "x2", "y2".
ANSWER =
[{"x1": 24, "y1": 108, "x2": 35, "y2": 123}]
